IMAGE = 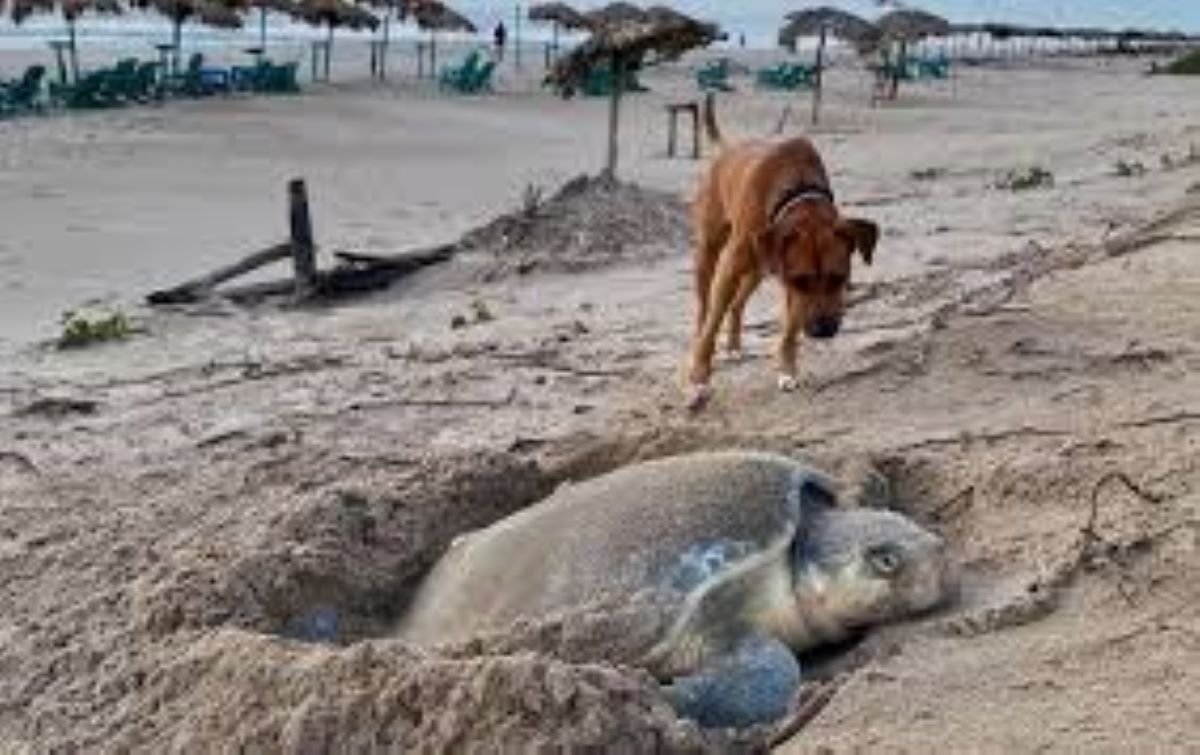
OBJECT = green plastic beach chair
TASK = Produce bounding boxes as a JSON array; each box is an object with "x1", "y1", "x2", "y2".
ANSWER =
[
  {"x1": 265, "y1": 61, "x2": 300, "y2": 94},
  {"x1": 131, "y1": 61, "x2": 163, "y2": 101},
  {"x1": 696, "y1": 58, "x2": 733, "y2": 92},
  {"x1": 50, "y1": 67, "x2": 121, "y2": 109},
  {"x1": 439, "y1": 50, "x2": 481, "y2": 92},
  {"x1": 756, "y1": 62, "x2": 812, "y2": 91},
  {"x1": 915, "y1": 54, "x2": 950, "y2": 79},
  {"x1": 0, "y1": 64, "x2": 47, "y2": 117},
  {"x1": 165, "y1": 53, "x2": 219, "y2": 98}
]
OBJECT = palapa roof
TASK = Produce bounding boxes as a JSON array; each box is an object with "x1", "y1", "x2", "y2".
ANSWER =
[
  {"x1": 582, "y1": 1, "x2": 646, "y2": 30},
  {"x1": 548, "y1": 3, "x2": 720, "y2": 90},
  {"x1": 527, "y1": 1, "x2": 588, "y2": 31},
  {"x1": 402, "y1": 0, "x2": 474, "y2": 32},
  {"x1": 297, "y1": 0, "x2": 378, "y2": 30},
  {"x1": 131, "y1": 0, "x2": 246, "y2": 27},
  {"x1": 8, "y1": 0, "x2": 121, "y2": 23},
  {"x1": 779, "y1": 6, "x2": 878, "y2": 49},
  {"x1": 876, "y1": 8, "x2": 950, "y2": 41}
]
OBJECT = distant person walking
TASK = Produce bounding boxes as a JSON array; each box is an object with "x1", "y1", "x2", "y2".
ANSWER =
[{"x1": 494, "y1": 21, "x2": 508, "y2": 62}]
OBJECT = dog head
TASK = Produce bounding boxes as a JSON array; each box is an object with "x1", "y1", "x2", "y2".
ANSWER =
[{"x1": 756, "y1": 206, "x2": 879, "y2": 340}]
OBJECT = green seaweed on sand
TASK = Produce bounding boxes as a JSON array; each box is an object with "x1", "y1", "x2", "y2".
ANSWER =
[{"x1": 58, "y1": 308, "x2": 133, "y2": 349}]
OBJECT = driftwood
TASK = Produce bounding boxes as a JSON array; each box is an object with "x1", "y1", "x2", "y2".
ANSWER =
[
  {"x1": 147, "y1": 178, "x2": 456, "y2": 307},
  {"x1": 147, "y1": 243, "x2": 292, "y2": 304}
]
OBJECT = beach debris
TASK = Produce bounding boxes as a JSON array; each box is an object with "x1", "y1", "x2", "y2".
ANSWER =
[
  {"x1": 14, "y1": 396, "x2": 100, "y2": 418},
  {"x1": 147, "y1": 178, "x2": 452, "y2": 306},
  {"x1": 994, "y1": 166, "x2": 1055, "y2": 191},
  {"x1": 57, "y1": 307, "x2": 133, "y2": 349},
  {"x1": 1113, "y1": 159, "x2": 1147, "y2": 178},
  {"x1": 470, "y1": 298, "x2": 495, "y2": 323},
  {"x1": 910, "y1": 167, "x2": 945, "y2": 182},
  {"x1": 1159, "y1": 144, "x2": 1199, "y2": 171},
  {"x1": 148, "y1": 173, "x2": 685, "y2": 307}
]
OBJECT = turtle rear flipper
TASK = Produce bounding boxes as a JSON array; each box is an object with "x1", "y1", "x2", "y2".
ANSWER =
[{"x1": 664, "y1": 634, "x2": 801, "y2": 728}]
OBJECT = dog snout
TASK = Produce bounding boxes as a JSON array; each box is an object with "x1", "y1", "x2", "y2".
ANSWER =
[{"x1": 808, "y1": 317, "x2": 841, "y2": 340}]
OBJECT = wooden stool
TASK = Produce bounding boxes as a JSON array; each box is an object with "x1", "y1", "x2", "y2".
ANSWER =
[{"x1": 665, "y1": 101, "x2": 701, "y2": 160}]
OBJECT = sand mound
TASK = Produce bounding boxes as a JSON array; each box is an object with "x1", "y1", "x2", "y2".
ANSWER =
[
  {"x1": 112, "y1": 446, "x2": 776, "y2": 753},
  {"x1": 457, "y1": 174, "x2": 691, "y2": 278}
]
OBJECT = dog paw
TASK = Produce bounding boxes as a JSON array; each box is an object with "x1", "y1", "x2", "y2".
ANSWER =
[
  {"x1": 777, "y1": 374, "x2": 801, "y2": 393},
  {"x1": 686, "y1": 383, "x2": 713, "y2": 411}
]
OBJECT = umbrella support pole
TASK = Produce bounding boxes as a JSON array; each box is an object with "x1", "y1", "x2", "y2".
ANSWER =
[
  {"x1": 603, "y1": 54, "x2": 624, "y2": 179},
  {"x1": 811, "y1": 27, "x2": 826, "y2": 126},
  {"x1": 67, "y1": 20, "x2": 79, "y2": 84}
]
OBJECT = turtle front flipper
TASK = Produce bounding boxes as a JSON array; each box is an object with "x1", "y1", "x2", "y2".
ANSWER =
[{"x1": 663, "y1": 634, "x2": 801, "y2": 729}]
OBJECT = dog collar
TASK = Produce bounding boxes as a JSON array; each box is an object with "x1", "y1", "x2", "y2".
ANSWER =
[{"x1": 771, "y1": 183, "x2": 836, "y2": 224}]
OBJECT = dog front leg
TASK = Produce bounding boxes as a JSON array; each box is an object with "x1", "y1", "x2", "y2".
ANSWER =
[
  {"x1": 725, "y1": 269, "x2": 762, "y2": 359},
  {"x1": 776, "y1": 287, "x2": 804, "y2": 392},
  {"x1": 687, "y1": 245, "x2": 746, "y2": 408}
]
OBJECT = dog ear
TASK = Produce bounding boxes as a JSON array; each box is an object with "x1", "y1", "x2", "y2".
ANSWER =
[{"x1": 837, "y1": 218, "x2": 879, "y2": 265}]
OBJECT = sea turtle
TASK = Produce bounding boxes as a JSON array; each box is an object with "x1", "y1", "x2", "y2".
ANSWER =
[{"x1": 398, "y1": 451, "x2": 957, "y2": 728}]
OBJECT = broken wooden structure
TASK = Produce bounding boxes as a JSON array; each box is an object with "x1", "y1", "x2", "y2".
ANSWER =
[{"x1": 147, "y1": 178, "x2": 453, "y2": 306}]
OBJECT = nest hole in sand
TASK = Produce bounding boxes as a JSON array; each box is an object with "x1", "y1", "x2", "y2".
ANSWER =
[{"x1": 135, "y1": 435, "x2": 973, "y2": 678}]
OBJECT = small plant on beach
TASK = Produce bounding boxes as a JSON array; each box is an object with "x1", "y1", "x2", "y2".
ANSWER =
[
  {"x1": 57, "y1": 309, "x2": 133, "y2": 349},
  {"x1": 995, "y1": 166, "x2": 1055, "y2": 192},
  {"x1": 520, "y1": 183, "x2": 545, "y2": 220}
]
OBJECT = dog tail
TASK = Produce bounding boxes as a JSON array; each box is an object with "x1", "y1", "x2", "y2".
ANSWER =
[{"x1": 702, "y1": 92, "x2": 724, "y2": 147}]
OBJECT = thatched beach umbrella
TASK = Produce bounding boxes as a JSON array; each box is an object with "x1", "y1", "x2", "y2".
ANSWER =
[
  {"x1": 9, "y1": 0, "x2": 122, "y2": 83},
  {"x1": 876, "y1": 8, "x2": 949, "y2": 99},
  {"x1": 299, "y1": 0, "x2": 377, "y2": 47},
  {"x1": 528, "y1": 2, "x2": 588, "y2": 65},
  {"x1": 529, "y1": 1, "x2": 585, "y2": 30},
  {"x1": 548, "y1": 5, "x2": 720, "y2": 177},
  {"x1": 132, "y1": 0, "x2": 245, "y2": 75},
  {"x1": 780, "y1": 7, "x2": 878, "y2": 125},
  {"x1": 580, "y1": 1, "x2": 649, "y2": 34},
  {"x1": 875, "y1": 8, "x2": 950, "y2": 41},
  {"x1": 400, "y1": 0, "x2": 474, "y2": 76}
]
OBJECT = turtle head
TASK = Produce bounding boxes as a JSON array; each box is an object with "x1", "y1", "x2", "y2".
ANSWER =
[{"x1": 785, "y1": 507, "x2": 958, "y2": 649}]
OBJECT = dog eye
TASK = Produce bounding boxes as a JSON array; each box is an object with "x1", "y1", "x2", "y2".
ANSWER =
[{"x1": 825, "y1": 275, "x2": 847, "y2": 292}]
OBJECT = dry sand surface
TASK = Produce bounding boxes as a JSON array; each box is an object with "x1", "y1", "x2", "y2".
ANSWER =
[{"x1": 1, "y1": 51, "x2": 1198, "y2": 751}]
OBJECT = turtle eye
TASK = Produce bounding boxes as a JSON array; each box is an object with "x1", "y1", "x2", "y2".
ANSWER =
[{"x1": 866, "y1": 544, "x2": 904, "y2": 577}]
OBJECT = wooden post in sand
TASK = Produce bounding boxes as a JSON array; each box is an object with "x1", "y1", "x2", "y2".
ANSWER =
[
  {"x1": 811, "y1": 25, "x2": 827, "y2": 126},
  {"x1": 289, "y1": 179, "x2": 318, "y2": 299},
  {"x1": 603, "y1": 53, "x2": 624, "y2": 179}
]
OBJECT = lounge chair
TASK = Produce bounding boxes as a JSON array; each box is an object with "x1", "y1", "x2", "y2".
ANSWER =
[
  {"x1": 696, "y1": 58, "x2": 733, "y2": 92},
  {"x1": 0, "y1": 64, "x2": 46, "y2": 116},
  {"x1": 439, "y1": 50, "x2": 481, "y2": 92},
  {"x1": 756, "y1": 62, "x2": 813, "y2": 91},
  {"x1": 164, "y1": 53, "x2": 226, "y2": 97}
]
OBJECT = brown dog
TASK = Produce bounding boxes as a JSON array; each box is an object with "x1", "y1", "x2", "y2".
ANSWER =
[{"x1": 685, "y1": 95, "x2": 879, "y2": 409}]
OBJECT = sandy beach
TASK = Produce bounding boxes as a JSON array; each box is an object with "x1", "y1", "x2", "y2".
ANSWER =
[{"x1": 1, "y1": 44, "x2": 1198, "y2": 751}]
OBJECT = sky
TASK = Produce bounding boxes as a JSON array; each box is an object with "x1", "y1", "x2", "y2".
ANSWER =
[
  {"x1": 2, "y1": 1, "x2": 1197, "y2": 47},
  {"x1": 472, "y1": 1, "x2": 1200, "y2": 42}
]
